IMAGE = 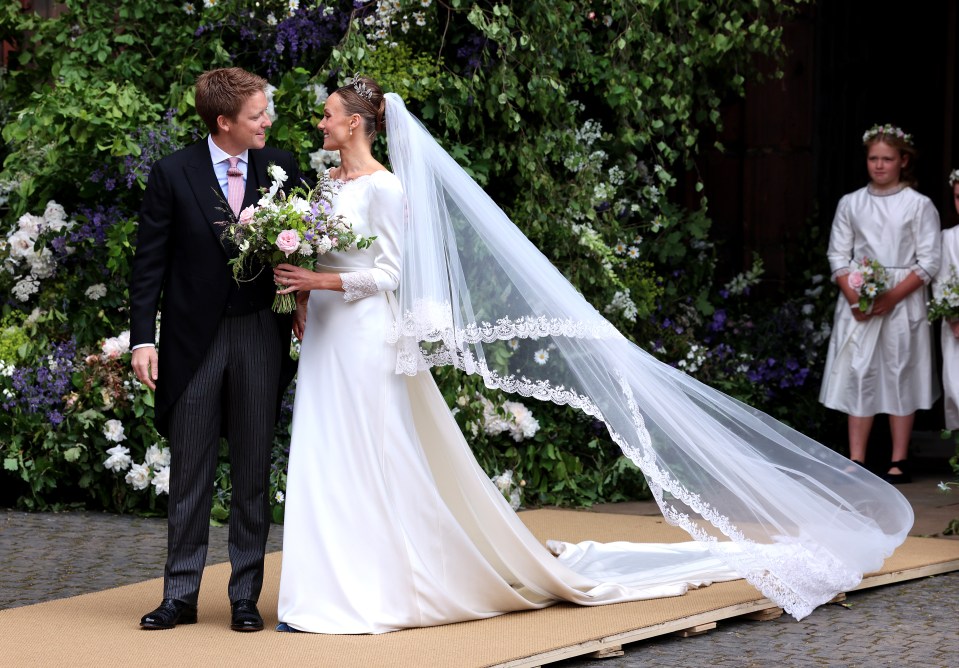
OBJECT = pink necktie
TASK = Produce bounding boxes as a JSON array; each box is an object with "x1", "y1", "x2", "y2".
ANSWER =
[{"x1": 227, "y1": 157, "x2": 244, "y2": 216}]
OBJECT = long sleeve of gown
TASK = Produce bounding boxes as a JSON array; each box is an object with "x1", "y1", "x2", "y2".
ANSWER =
[
  {"x1": 826, "y1": 195, "x2": 854, "y2": 281},
  {"x1": 910, "y1": 197, "x2": 941, "y2": 283},
  {"x1": 340, "y1": 175, "x2": 405, "y2": 302},
  {"x1": 934, "y1": 228, "x2": 959, "y2": 301}
]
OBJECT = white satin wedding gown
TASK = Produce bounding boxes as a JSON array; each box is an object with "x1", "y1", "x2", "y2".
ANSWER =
[{"x1": 276, "y1": 170, "x2": 740, "y2": 634}]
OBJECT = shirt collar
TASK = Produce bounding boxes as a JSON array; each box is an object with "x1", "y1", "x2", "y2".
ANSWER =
[{"x1": 207, "y1": 135, "x2": 249, "y2": 165}]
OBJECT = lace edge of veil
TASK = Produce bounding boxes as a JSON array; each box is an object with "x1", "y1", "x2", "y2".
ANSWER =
[{"x1": 386, "y1": 308, "x2": 871, "y2": 620}]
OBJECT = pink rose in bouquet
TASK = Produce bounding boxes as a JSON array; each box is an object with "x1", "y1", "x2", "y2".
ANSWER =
[
  {"x1": 847, "y1": 271, "x2": 864, "y2": 291},
  {"x1": 237, "y1": 205, "x2": 256, "y2": 225},
  {"x1": 275, "y1": 229, "x2": 301, "y2": 257},
  {"x1": 217, "y1": 163, "x2": 376, "y2": 313}
]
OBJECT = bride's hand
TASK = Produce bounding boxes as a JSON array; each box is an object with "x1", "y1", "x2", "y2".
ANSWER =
[{"x1": 274, "y1": 263, "x2": 316, "y2": 295}]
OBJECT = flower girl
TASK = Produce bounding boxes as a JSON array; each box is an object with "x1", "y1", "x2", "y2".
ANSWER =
[
  {"x1": 819, "y1": 124, "x2": 941, "y2": 483},
  {"x1": 932, "y1": 169, "x2": 959, "y2": 429}
]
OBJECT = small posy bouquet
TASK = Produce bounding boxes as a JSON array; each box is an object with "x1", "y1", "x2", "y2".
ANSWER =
[
  {"x1": 928, "y1": 268, "x2": 959, "y2": 322},
  {"x1": 847, "y1": 256, "x2": 888, "y2": 314},
  {"x1": 219, "y1": 164, "x2": 375, "y2": 313}
]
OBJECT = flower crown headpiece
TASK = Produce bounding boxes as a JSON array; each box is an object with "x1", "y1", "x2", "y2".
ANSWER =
[
  {"x1": 345, "y1": 72, "x2": 374, "y2": 102},
  {"x1": 862, "y1": 123, "x2": 913, "y2": 146},
  {"x1": 949, "y1": 168, "x2": 959, "y2": 187}
]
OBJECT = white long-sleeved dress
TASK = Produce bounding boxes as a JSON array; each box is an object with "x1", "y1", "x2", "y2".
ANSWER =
[
  {"x1": 275, "y1": 170, "x2": 740, "y2": 634},
  {"x1": 819, "y1": 186, "x2": 941, "y2": 416},
  {"x1": 934, "y1": 226, "x2": 959, "y2": 429}
]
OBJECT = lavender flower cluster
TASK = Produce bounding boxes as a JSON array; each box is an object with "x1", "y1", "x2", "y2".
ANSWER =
[
  {"x1": 89, "y1": 110, "x2": 183, "y2": 192},
  {"x1": 3, "y1": 338, "x2": 76, "y2": 426},
  {"x1": 196, "y1": 5, "x2": 350, "y2": 79}
]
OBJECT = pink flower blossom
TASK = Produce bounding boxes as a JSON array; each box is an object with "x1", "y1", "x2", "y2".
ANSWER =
[
  {"x1": 848, "y1": 271, "x2": 864, "y2": 291},
  {"x1": 238, "y1": 205, "x2": 255, "y2": 225},
  {"x1": 275, "y1": 229, "x2": 301, "y2": 257}
]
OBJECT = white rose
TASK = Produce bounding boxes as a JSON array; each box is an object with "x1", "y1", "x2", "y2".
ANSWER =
[
  {"x1": 44, "y1": 201, "x2": 67, "y2": 225},
  {"x1": 289, "y1": 196, "x2": 309, "y2": 214},
  {"x1": 316, "y1": 236, "x2": 333, "y2": 254},
  {"x1": 7, "y1": 229, "x2": 34, "y2": 261},
  {"x1": 103, "y1": 419, "x2": 126, "y2": 442},
  {"x1": 17, "y1": 213, "x2": 42, "y2": 237},
  {"x1": 268, "y1": 165, "x2": 288, "y2": 184},
  {"x1": 151, "y1": 465, "x2": 170, "y2": 495},
  {"x1": 101, "y1": 335, "x2": 130, "y2": 359},
  {"x1": 144, "y1": 444, "x2": 171, "y2": 468},
  {"x1": 103, "y1": 445, "x2": 132, "y2": 472},
  {"x1": 125, "y1": 463, "x2": 151, "y2": 490}
]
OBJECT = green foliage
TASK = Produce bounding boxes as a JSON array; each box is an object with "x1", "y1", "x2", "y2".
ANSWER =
[{"x1": 0, "y1": 0, "x2": 808, "y2": 514}]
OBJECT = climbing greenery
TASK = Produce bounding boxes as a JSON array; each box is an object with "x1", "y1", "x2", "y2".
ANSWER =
[{"x1": 0, "y1": 0, "x2": 815, "y2": 514}]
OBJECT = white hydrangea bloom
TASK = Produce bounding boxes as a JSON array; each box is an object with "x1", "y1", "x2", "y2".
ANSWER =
[
  {"x1": 309, "y1": 148, "x2": 340, "y2": 173},
  {"x1": 28, "y1": 248, "x2": 56, "y2": 279},
  {"x1": 85, "y1": 284, "x2": 108, "y2": 300},
  {"x1": 12, "y1": 276, "x2": 39, "y2": 301},
  {"x1": 492, "y1": 469, "x2": 513, "y2": 493},
  {"x1": 264, "y1": 84, "x2": 278, "y2": 122},
  {"x1": 308, "y1": 83, "x2": 329, "y2": 108},
  {"x1": 316, "y1": 236, "x2": 333, "y2": 254}
]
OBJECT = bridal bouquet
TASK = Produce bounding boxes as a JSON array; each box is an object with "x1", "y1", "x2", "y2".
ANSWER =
[
  {"x1": 928, "y1": 268, "x2": 959, "y2": 322},
  {"x1": 847, "y1": 256, "x2": 888, "y2": 314},
  {"x1": 219, "y1": 164, "x2": 375, "y2": 313}
]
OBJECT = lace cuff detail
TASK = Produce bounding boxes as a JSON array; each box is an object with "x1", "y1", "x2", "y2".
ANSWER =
[{"x1": 340, "y1": 271, "x2": 378, "y2": 302}]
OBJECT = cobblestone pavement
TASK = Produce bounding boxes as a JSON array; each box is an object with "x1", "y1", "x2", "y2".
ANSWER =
[{"x1": 2, "y1": 507, "x2": 957, "y2": 667}]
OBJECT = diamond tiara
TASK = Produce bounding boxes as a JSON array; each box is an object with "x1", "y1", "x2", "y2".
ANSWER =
[{"x1": 347, "y1": 72, "x2": 374, "y2": 101}]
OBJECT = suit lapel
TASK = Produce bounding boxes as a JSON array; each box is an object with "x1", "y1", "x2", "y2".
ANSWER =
[
  {"x1": 245, "y1": 149, "x2": 266, "y2": 211},
  {"x1": 183, "y1": 142, "x2": 231, "y2": 255}
]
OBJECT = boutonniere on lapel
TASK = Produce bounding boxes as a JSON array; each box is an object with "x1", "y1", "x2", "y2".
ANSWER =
[{"x1": 216, "y1": 163, "x2": 376, "y2": 313}]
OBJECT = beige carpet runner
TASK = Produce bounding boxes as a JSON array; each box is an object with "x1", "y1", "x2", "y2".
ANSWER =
[{"x1": 4, "y1": 509, "x2": 958, "y2": 668}]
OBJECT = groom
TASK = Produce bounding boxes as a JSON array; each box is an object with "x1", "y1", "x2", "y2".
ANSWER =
[{"x1": 130, "y1": 67, "x2": 300, "y2": 631}]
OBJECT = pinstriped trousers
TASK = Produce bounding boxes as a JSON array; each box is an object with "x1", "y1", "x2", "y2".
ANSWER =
[{"x1": 163, "y1": 309, "x2": 282, "y2": 606}]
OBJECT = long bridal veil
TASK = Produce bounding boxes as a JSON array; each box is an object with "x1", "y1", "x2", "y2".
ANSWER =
[{"x1": 382, "y1": 93, "x2": 912, "y2": 620}]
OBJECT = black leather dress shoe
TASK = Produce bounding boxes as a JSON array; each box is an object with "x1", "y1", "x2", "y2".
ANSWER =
[
  {"x1": 231, "y1": 599, "x2": 264, "y2": 632},
  {"x1": 140, "y1": 598, "x2": 198, "y2": 630}
]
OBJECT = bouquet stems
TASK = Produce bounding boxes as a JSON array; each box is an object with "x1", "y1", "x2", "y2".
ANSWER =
[{"x1": 273, "y1": 288, "x2": 297, "y2": 314}]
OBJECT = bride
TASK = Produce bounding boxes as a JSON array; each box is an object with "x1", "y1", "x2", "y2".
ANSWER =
[{"x1": 271, "y1": 76, "x2": 912, "y2": 634}]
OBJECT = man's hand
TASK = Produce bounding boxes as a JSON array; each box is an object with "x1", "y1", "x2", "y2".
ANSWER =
[
  {"x1": 132, "y1": 346, "x2": 158, "y2": 391},
  {"x1": 293, "y1": 299, "x2": 308, "y2": 341}
]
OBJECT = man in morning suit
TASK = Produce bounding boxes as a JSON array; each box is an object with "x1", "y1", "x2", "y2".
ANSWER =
[{"x1": 130, "y1": 67, "x2": 300, "y2": 632}]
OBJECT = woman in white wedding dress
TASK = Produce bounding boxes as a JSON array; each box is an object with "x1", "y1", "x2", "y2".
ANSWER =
[{"x1": 272, "y1": 77, "x2": 912, "y2": 634}]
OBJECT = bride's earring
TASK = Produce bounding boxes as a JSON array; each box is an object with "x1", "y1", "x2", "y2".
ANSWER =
[{"x1": 349, "y1": 125, "x2": 353, "y2": 137}]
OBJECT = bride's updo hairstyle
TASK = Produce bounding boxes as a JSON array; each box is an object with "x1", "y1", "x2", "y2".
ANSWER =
[{"x1": 334, "y1": 74, "x2": 386, "y2": 142}]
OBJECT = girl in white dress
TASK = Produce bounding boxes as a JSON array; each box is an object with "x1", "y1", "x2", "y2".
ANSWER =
[
  {"x1": 934, "y1": 170, "x2": 959, "y2": 429},
  {"x1": 819, "y1": 124, "x2": 941, "y2": 483},
  {"x1": 271, "y1": 79, "x2": 913, "y2": 633}
]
